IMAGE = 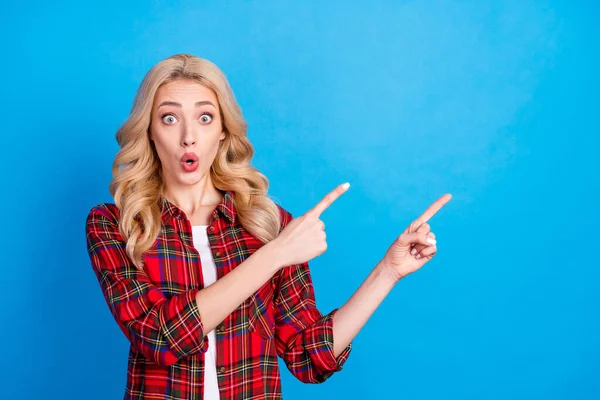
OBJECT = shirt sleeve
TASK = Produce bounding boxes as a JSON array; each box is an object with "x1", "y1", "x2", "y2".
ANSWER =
[
  {"x1": 272, "y1": 207, "x2": 353, "y2": 383},
  {"x1": 85, "y1": 204, "x2": 208, "y2": 366}
]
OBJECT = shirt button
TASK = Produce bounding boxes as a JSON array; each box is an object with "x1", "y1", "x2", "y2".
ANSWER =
[
  {"x1": 208, "y1": 226, "x2": 215, "y2": 233},
  {"x1": 218, "y1": 325, "x2": 225, "y2": 332},
  {"x1": 219, "y1": 366, "x2": 226, "y2": 373},
  {"x1": 215, "y1": 251, "x2": 221, "y2": 257}
]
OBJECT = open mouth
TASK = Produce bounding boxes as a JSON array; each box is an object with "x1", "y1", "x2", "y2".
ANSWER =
[
  {"x1": 181, "y1": 152, "x2": 199, "y2": 165},
  {"x1": 181, "y1": 154, "x2": 199, "y2": 172}
]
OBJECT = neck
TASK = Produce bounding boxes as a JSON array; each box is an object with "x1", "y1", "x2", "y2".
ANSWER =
[{"x1": 163, "y1": 177, "x2": 224, "y2": 216}]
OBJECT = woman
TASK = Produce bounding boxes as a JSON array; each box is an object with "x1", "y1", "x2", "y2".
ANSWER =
[{"x1": 85, "y1": 53, "x2": 451, "y2": 400}]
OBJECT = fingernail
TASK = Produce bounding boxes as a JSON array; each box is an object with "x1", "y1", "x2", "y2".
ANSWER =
[
  {"x1": 427, "y1": 238, "x2": 437, "y2": 245},
  {"x1": 416, "y1": 254, "x2": 421, "y2": 259},
  {"x1": 341, "y1": 182, "x2": 350, "y2": 190},
  {"x1": 411, "y1": 248, "x2": 417, "y2": 255}
]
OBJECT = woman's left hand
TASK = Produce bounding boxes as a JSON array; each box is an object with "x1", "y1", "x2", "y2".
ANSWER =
[{"x1": 381, "y1": 194, "x2": 452, "y2": 280}]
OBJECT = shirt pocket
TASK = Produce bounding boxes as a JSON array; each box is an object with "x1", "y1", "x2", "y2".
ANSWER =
[{"x1": 247, "y1": 279, "x2": 276, "y2": 340}]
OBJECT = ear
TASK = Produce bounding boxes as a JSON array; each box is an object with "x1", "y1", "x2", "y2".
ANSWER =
[{"x1": 219, "y1": 130, "x2": 226, "y2": 141}]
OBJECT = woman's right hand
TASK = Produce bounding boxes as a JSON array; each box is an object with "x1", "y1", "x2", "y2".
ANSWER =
[{"x1": 267, "y1": 182, "x2": 350, "y2": 269}]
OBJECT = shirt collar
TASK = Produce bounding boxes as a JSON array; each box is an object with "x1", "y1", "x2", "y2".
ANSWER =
[{"x1": 160, "y1": 190, "x2": 237, "y2": 225}]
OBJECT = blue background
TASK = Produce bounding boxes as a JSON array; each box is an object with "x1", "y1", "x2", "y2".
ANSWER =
[{"x1": 2, "y1": 0, "x2": 598, "y2": 398}]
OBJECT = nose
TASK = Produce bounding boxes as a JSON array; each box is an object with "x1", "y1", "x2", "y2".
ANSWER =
[
  {"x1": 181, "y1": 123, "x2": 196, "y2": 147},
  {"x1": 182, "y1": 137, "x2": 196, "y2": 146}
]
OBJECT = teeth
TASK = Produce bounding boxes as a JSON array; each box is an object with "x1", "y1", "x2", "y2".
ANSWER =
[{"x1": 186, "y1": 160, "x2": 194, "y2": 164}]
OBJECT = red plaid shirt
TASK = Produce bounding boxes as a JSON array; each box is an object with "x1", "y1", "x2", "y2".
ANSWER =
[{"x1": 85, "y1": 190, "x2": 352, "y2": 399}]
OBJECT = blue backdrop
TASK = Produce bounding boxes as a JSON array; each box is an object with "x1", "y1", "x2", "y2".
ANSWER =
[{"x1": 2, "y1": 1, "x2": 599, "y2": 399}]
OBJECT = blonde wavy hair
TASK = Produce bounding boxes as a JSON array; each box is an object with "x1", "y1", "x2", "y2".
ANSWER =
[{"x1": 109, "y1": 53, "x2": 282, "y2": 270}]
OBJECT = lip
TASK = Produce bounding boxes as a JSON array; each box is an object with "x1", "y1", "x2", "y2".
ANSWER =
[
  {"x1": 180, "y1": 152, "x2": 199, "y2": 173},
  {"x1": 181, "y1": 152, "x2": 199, "y2": 163}
]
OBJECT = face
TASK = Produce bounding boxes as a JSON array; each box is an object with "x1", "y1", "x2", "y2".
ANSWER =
[{"x1": 149, "y1": 79, "x2": 226, "y2": 188}]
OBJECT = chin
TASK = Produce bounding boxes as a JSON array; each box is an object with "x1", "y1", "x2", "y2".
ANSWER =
[{"x1": 180, "y1": 169, "x2": 207, "y2": 183}]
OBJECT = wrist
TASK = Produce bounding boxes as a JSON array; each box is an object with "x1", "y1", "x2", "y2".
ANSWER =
[
  {"x1": 376, "y1": 258, "x2": 404, "y2": 284},
  {"x1": 258, "y1": 239, "x2": 284, "y2": 274}
]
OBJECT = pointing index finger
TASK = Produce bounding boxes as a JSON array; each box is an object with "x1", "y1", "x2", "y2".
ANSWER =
[
  {"x1": 414, "y1": 193, "x2": 452, "y2": 225},
  {"x1": 306, "y1": 182, "x2": 350, "y2": 218}
]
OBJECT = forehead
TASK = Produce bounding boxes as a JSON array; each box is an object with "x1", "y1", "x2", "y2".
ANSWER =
[{"x1": 154, "y1": 79, "x2": 218, "y2": 106}]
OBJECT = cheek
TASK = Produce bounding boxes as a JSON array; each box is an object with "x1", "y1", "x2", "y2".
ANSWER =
[
  {"x1": 151, "y1": 138, "x2": 177, "y2": 163},
  {"x1": 205, "y1": 139, "x2": 222, "y2": 158},
  {"x1": 152, "y1": 139, "x2": 166, "y2": 157}
]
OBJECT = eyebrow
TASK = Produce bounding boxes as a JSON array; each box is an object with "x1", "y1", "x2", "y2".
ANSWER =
[{"x1": 158, "y1": 100, "x2": 216, "y2": 109}]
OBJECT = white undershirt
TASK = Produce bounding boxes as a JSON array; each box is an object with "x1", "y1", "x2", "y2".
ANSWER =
[{"x1": 191, "y1": 225, "x2": 220, "y2": 400}]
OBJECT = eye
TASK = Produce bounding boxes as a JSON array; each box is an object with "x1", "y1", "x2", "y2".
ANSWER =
[
  {"x1": 200, "y1": 113, "x2": 213, "y2": 124},
  {"x1": 161, "y1": 114, "x2": 177, "y2": 124}
]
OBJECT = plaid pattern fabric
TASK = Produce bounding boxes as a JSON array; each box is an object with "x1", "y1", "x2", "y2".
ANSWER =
[{"x1": 85, "y1": 190, "x2": 352, "y2": 399}]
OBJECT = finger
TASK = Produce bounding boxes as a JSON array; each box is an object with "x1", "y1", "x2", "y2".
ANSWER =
[
  {"x1": 416, "y1": 222, "x2": 430, "y2": 234},
  {"x1": 411, "y1": 231, "x2": 435, "y2": 244},
  {"x1": 416, "y1": 244, "x2": 437, "y2": 260},
  {"x1": 410, "y1": 231, "x2": 435, "y2": 255},
  {"x1": 397, "y1": 232, "x2": 437, "y2": 247},
  {"x1": 409, "y1": 224, "x2": 431, "y2": 252},
  {"x1": 406, "y1": 220, "x2": 422, "y2": 233},
  {"x1": 306, "y1": 182, "x2": 350, "y2": 218},
  {"x1": 413, "y1": 193, "x2": 452, "y2": 226}
]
